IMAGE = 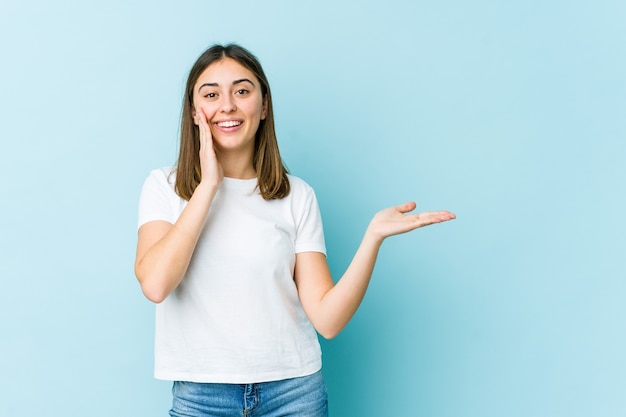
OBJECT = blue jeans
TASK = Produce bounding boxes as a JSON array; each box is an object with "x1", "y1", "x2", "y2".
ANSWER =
[{"x1": 169, "y1": 370, "x2": 328, "y2": 417}]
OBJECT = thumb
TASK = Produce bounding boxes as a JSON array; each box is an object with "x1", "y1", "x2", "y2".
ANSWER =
[{"x1": 396, "y1": 201, "x2": 417, "y2": 213}]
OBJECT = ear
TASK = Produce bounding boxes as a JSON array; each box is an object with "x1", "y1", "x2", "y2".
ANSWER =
[
  {"x1": 260, "y1": 96, "x2": 268, "y2": 120},
  {"x1": 191, "y1": 107, "x2": 199, "y2": 126}
]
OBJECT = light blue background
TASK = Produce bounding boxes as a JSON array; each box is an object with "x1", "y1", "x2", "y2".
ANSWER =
[{"x1": 1, "y1": 0, "x2": 624, "y2": 416}]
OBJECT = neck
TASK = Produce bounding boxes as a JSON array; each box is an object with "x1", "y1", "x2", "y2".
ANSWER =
[{"x1": 217, "y1": 150, "x2": 256, "y2": 179}]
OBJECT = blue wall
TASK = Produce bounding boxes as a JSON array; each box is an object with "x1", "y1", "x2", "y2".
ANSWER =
[{"x1": 1, "y1": 1, "x2": 624, "y2": 415}]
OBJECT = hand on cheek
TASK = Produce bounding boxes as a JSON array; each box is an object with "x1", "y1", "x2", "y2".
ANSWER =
[
  {"x1": 193, "y1": 106, "x2": 210, "y2": 126},
  {"x1": 196, "y1": 108, "x2": 212, "y2": 138}
]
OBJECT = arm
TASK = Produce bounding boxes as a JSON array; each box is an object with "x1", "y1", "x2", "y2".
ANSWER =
[
  {"x1": 294, "y1": 202, "x2": 455, "y2": 339},
  {"x1": 134, "y1": 182, "x2": 218, "y2": 303},
  {"x1": 134, "y1": 108, "x2": 222, "y2": 303}
]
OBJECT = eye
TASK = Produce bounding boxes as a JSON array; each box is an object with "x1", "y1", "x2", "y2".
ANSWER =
[
  {"x1": 235, "y1": 89, "x2": 249, "y2": 95},
  {"x1": 204, "y1": 92, "x2": 217, "y2": 99}
]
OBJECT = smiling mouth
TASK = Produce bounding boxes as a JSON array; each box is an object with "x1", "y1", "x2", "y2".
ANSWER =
[{"x1": 216, "y1": 120, "x2": 242, "y2": 128}]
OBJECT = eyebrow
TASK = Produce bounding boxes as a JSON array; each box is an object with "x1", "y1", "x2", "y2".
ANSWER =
[{"x1": 197, "y1": 78, "x2": 256, "y2": 92}]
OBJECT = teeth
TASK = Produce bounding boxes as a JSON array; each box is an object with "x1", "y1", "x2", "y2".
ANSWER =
[{"x1": 217, "y1": 120, "x2": 241, "y2": 128}]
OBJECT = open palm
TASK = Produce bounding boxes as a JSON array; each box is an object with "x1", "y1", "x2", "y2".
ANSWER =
[{"x1": 368, "y1": 202, "x2": 455, "y2": 240}]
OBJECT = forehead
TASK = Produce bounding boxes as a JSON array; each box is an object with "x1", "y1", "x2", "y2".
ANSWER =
[{"x1": 196, "y1": 57, "x2": 258, "y2": 85}]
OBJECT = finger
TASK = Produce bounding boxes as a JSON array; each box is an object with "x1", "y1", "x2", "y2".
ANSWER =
[
  {"x1": 433, "y1": 210, "x2": 456, "y2": 220},
  {"x1": 396, "y1": 201, "x2": 417, "y2": 214},
  {"x1": 415, "y1": 211, "x2": 456, "y2": 225},
  {"x1": 197, "y1": 108, "x2": 214, "y2": 149},
  {"x1": 197, "y1": 108, "x2": 209, "y2": 133}
]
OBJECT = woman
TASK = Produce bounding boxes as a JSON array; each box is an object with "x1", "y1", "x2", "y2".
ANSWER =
[{"x1": 135, "y1": 43, "x2": 455, "y2": 416}]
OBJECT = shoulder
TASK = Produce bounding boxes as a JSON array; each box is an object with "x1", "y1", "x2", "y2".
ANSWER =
[
  {"x1": 144, "y1": 166, "x2": 176, "y2": 187},
  {"x1": 148, "y1": 166, "x2": 176, "y2": 182},
  {"x1": 141, "y1": 166, "x2": 177, "y2": 196},
  {"x1": 285, "y1": 174, "x2": 320, "y2": 205},
  {"x1": 138, "y1": 166, "x2": 181, "y2": 225},
  {"x1": 286, "y1": 174, "x2": 316, "y2": 194}
]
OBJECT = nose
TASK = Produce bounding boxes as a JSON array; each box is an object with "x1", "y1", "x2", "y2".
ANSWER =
[{"x1": 220, "y1": 95, "x2": 237, "y2": 113}]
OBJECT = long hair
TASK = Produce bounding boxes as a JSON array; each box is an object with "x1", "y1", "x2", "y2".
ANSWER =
[{"x1": 175, "y1": 44, "x2": 290, "y2": 200}]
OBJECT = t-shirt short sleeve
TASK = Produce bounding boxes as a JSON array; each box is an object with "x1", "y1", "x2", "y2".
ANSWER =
[
  {"x1": 137, "y1": 168, "x2": 177, "y2": 229},
  {"x1": 293, "y1": 181, "x2": 326, "y2": 255}
]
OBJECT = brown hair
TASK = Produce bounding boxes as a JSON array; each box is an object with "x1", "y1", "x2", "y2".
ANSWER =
[{"x1": 175, "y1": 43, "x2": 290, "y2": 200}]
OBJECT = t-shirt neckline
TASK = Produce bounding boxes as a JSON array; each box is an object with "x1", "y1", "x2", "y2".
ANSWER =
[{"x1": 221, "y1": 177, "x2": 258, "y2": 193}]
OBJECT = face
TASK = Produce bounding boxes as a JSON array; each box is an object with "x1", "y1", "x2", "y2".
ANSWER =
[{"x1": 192, "y1": 58, "x2": 267, "y2": 154}]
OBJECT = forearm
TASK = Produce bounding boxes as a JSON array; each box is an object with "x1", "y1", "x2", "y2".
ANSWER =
[
  {"x1": 297, "y1": 204, "x2": 455, "y2": 338},
  {"x1": 135, "y1": 182, "x2": 218, "y2": 302},
  {"x1": 316, "y1": 230, "x2": 384, "y2": 338}
]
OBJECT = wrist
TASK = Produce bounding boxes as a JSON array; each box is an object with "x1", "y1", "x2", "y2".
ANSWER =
[
  {"x1": 195, "y1": 180, "x2": 220, "y2": 197},
  {"x1": 363, "y1": 225, "x2": 385, "y2": 247}
]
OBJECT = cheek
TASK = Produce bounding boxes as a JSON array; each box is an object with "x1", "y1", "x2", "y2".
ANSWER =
[
  {"x1": 250, "y1": 99, "x2": 266, "y2": 120},
  {"x1": 193, "y1": 103, "x2": 214, "y2": 124}
]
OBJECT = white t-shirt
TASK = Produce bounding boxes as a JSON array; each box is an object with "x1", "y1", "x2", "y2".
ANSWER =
[{"x1": 137, "y1": 167, "x2": 326, "y2": 383}]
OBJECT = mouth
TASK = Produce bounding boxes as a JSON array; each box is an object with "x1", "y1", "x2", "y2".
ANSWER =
[{"x1": 215, "y1": 120, "x2": 243, "y2": 128}]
